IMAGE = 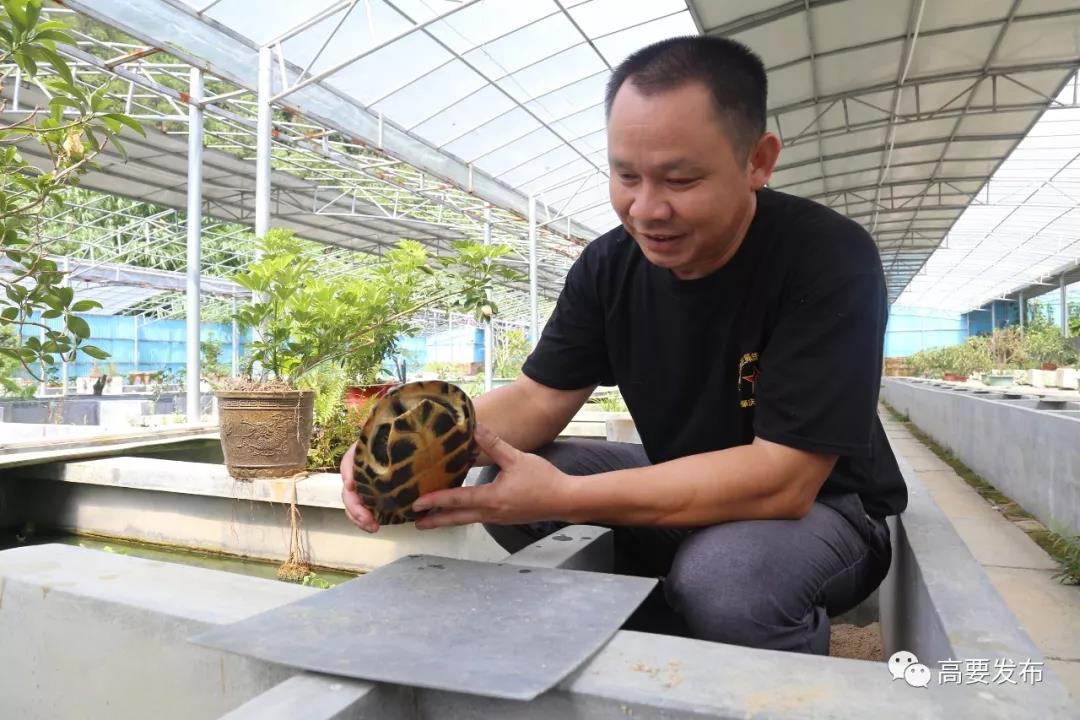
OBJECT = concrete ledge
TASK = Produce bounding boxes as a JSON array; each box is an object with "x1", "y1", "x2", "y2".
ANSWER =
[
  {"x1": 881, "y1": 378, "x2": 1080, "y2": 537},
  {"x1": 0, "y1": 543, "x2": 303, "y2": 719},
  {"x1": 10, "y1": 458, "x2": 504, "y2": 572}
]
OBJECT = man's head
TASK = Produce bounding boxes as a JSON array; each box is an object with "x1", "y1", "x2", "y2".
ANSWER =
[{"x1": 605, "y1": 36, "x2": 781, "y2": 279}]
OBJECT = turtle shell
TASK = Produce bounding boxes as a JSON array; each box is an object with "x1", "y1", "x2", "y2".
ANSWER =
[{"x1": 352, "y1": 381, "x2": 478, "y2": 525}]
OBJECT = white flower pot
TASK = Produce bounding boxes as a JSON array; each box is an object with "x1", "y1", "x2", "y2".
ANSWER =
[
  {"x1": 1056, "y1": 368, "x2": 1079, "y2": 390},
  {"x1": 1028, "y1": 369, "x2": 1045, "y2": 388}
]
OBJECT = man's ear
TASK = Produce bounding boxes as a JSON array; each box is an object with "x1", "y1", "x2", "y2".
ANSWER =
[{"x1": 748, "y1": 132, "x2": 781, "y2": 190}]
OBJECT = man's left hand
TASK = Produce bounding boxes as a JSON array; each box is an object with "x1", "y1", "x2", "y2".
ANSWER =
[{"x1": 412, "y1": 425, "x2": 571, "y2": 529}]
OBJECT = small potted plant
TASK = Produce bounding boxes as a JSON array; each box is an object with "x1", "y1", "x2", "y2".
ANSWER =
[
  {"x1": 984, "y1": 327, "x2": 1022, "y2": 386},
  {"x1": 216, "y1": 228, "x2": 518, "y2": 479}
]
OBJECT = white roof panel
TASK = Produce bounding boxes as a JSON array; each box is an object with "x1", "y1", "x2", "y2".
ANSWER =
[{"x1": 58, "y1": 0, "x2": 1080, "y2": 309}]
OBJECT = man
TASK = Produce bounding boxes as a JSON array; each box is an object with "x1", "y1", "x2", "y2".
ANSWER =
[{"x1": 340, "y1": 35, "x2": 907, "y2": 655}]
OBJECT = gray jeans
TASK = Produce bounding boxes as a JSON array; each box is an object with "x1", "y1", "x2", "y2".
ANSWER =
[{"x1": 476, "y1": 439, "x2": 893, "y2": 655}]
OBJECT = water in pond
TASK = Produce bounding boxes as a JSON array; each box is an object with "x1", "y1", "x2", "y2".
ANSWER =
[{"x1": 0, "y1": 529, "x2": 359, "y2": 587}]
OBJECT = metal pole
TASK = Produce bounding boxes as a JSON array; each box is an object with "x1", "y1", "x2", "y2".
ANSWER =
[
  {"x1": 132, "y1": 315, "x2": 139, "y2": 372},
  {"x1": 231, "y1": 295, "x2": 240, "y2": 376},
  {"x1": 186, "y1": 67, "x2": 204, "y2": 423},
  {"x1": 1018, "y1": 291, "x2": 1025, "y2": 333},
  {"x1": 38, "y1": 326, "x2": 46, "y2": 397},
  {"x1": 1060, "y1": 274, "x2": 1068, "y2": 337},
  {"x1": 483, "y1": 207, "x2": 493, "y2": 392},
  {"x1": 991, "y1": 301, "x2": 997, "y2": 330},
  {"x1": 60, "y1": 257, "x2": 69, "y2": 396},
  {"x1": 528, "y1": 194, "x2": 538, "y2": 349},
  {"x1": 255, "y1": 46, "x2": 273, "y2": 240}
]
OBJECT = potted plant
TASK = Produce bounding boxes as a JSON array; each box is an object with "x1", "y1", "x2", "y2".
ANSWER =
[
  {"x1": 984, "y1": 327, "x2": 1023, "y2": 386},
  {"x1": 216, "y1": 228, "x2": 518, "y2": 479}
]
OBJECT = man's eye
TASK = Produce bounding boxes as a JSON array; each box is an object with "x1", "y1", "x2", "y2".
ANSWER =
[
  {"x1": 619, "y1": 173, "x2": 639, "y2": 182},
  {"x1": 668, "y1": 178, "x2": 698, "y2": 186}
]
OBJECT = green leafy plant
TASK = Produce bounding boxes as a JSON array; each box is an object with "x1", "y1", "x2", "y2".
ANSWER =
[
  {"x1": 1021, "y1": 321, "x2": 1077, "y2": 370},
  {"x1": 494, "y1": 327, "x2": 530, "y2": 378},
  {"x1": 989, "y1": 326, "x2": 1025, "y2": 371},
  {"x1": 300, "y1": 572, "x2": 337, "y2": 589},
  {"x1": 231, "y1": 228, "x2": 520, "y2": 388},
  {"x1": 199, "y1": 334, "x2": 228, "y2": 378},
  {"x1": 307, "y1": 400, "x2": 374, "y2": 472},
  {"x1": 0, "y1": 323, "x2": 34, "y2": 396},
  {"x1": 593, "y1": 393, "x2": 628, "y2": 412},
  {"x1": 0, "y1": 0, "x2": 144, "y2": 380}
]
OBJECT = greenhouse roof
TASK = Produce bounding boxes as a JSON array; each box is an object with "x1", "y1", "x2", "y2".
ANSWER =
[{"x1": 20, "y1": 0, "x2": 1080, "y2": 312}]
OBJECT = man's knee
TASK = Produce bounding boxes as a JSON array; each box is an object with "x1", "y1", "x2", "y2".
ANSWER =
[{"x1": 664, "y1": 521, "x2": 829, "y2": 653}]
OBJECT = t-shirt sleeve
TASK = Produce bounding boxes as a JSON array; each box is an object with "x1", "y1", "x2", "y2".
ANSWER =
[
  {"x1": 753, "y1": 266, "x2": 886, "y2": 458},
  {"x1": 521, "y1": 250, "x2": 614, "y2": 390}
]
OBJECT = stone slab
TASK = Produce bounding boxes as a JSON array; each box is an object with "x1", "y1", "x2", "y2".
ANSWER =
[
  {"x1": 1045, "y1": 660, "x2": 1080, "y2": 704},
  {"x1": 947, "y1": 516, "x2": 1060, "y2": 571},
  {"x1": 982, "y1": 566, "x2": 1080, "y2": 662}
]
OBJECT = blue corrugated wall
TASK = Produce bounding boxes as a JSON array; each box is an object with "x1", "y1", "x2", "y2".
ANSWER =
[
  {"x1": 884, "y1": 305, "x2": 966, "y2": 357},
  {"x1": 18, "y1": 314, "x2": 248, "y2": 378}
]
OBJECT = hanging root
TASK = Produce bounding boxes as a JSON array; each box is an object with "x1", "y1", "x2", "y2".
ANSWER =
[{"x1": 277, "y1": 479, "x2": 311, "y2": 583}]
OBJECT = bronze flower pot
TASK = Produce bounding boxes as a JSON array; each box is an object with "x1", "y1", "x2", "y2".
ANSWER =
[{"x1": 216, "y1": 390, "x2": 315, "y2": 479}]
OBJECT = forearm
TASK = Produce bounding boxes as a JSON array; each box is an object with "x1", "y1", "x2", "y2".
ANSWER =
[
  {"x1": 558, "y1": 440, "x2": 834, "y2": 527},
  {"x1": 471, "y1": 378, "x2": 592, "y2": 465}
]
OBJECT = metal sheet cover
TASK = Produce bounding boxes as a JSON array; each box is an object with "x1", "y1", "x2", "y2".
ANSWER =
[{"x1": 190, "y1": 554, "x2": 656, "y2": 700}]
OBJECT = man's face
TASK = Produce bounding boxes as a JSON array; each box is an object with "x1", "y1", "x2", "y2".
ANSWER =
[{"x1": 607, "y1": 81, "x2": 766, "y2": 279}]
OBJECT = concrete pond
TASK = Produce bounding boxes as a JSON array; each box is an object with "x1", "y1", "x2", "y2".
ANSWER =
[{"x1": 0, "y1": 400, "x2": 1077, "y2": 718}]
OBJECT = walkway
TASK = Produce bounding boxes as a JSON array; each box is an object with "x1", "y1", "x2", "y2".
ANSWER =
[{"x1": 882, "y1": 411, "x2": 1080, "y2": 699}]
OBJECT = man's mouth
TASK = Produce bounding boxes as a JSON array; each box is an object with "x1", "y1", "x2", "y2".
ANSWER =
[{"x1": 640, "y1": 232, "x2": 685, "y2": 244}]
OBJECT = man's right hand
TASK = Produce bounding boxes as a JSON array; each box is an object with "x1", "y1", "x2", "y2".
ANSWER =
[{"x1": 340, "y1": 442, "x2": 380, "y2": 533}]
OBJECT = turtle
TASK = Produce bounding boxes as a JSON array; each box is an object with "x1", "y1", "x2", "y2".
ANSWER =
[{"x1": 352, "y1": 380, "x2": 478, "y2": 525}]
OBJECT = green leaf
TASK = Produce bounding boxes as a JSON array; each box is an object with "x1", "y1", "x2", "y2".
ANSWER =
[
  {"x1": 25, "y1": 0, "x2": 40, "y2": 29},
  {"x1": 106, "y1": 112, "x2": 145, "y2": 137},
  {"x1": 109, "y1": 135, "x2": 128, "y2": 162},
  {"x1": 38, "y1": 46, "x2": 72, "y2": 86},
  {"x1": 67, "y1": 315, "x2": 90, "y2": 339},
  {"x1": 57, "y1": 286, "x2": 73, "y2": 307},
  {"x1": 31, "y1": 28, "x2": 71, "y2": 45},
  {"x1": 80, "y1": 344, "x2": 110, "y2": 360},
  {"x1": 49, "y1": 95, "x2": 83, "y2": 114},
  {"x1": 3, "y1": 0, "x2": 28, "y2": 30},
  {"x1": 41, "y1": 308, "x2": 62, "y2": 319},
  {"x1": 70, "y1": 299, "x2": 101, "y2": 312},
  {"x1": 15, "y1": 50, "x2": 37, "y2": 77}
]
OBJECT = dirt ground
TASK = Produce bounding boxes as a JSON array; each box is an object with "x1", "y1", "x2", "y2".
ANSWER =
[{"x1": 830, "y1": 622, "x2": 883, "y2": 661}]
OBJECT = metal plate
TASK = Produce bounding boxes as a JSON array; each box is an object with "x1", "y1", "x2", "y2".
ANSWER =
[{"x1": 190, "y1": 554, "x2": 656, "y2": 700}]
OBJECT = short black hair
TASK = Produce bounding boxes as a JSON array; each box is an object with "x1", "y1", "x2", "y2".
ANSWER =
[{"x1": 604, "y1": 36, "x2": 768, "y2": 159}]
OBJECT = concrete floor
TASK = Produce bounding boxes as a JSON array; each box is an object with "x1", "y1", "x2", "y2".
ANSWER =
[{"x1": 882, "y1": 412, "x2": 1080, "y2": 701}]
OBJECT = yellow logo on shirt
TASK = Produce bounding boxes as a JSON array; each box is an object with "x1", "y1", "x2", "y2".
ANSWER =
[{"x1": 738, "y1": 352, "x2": 760, "y2": 408}]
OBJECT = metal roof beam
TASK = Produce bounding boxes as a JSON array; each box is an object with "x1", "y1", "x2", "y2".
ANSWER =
[{"x1": 60, "y1": 0, "x2": 599, "y2": 242}]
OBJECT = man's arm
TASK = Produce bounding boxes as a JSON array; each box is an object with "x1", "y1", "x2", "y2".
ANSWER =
[
  {"x1": 412, "y1": 430, "x2": 837, "y2": 530},
  {"x1": 470, "y1": 375, "x2": 596, "y2": 465},
  {"x1": 559, "y1": 437, "x2": 837, "y2": 526}
]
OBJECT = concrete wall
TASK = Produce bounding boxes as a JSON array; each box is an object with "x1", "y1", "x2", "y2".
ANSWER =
[{"x1": 881, "y1": 379, "x2": 1080, "y2": 537}]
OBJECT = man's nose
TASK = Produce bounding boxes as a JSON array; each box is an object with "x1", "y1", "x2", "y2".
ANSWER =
[{"x1": 629, "y1": 185, "x2": 673, "y2": 222}]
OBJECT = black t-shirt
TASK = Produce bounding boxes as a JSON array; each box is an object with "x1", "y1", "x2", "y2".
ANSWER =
[{"x1": 522, "y1": 187, "x2": 907, "y2": 518}]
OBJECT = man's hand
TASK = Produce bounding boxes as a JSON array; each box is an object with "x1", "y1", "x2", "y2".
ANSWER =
[
  {"x1": 412, "y1": 425, "x2": 572, "y2": 530},
  {"x1": 340, "y1": 442, "x2": 380, "y2": 534}
]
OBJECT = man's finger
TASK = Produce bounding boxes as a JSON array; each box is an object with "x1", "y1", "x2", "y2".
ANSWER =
[
  {"x1": 411, "y1": 485, "x2": 484, "y2": 513},
  {"x1": 341, "y1": 486, "x2": 379, "y2": 533},
  {"x1": 473, "y1": 424, "x2": 520, "y2": 468},
  {"x1": 415, "y1": 508, "x2": 484, "y2": 530}
]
